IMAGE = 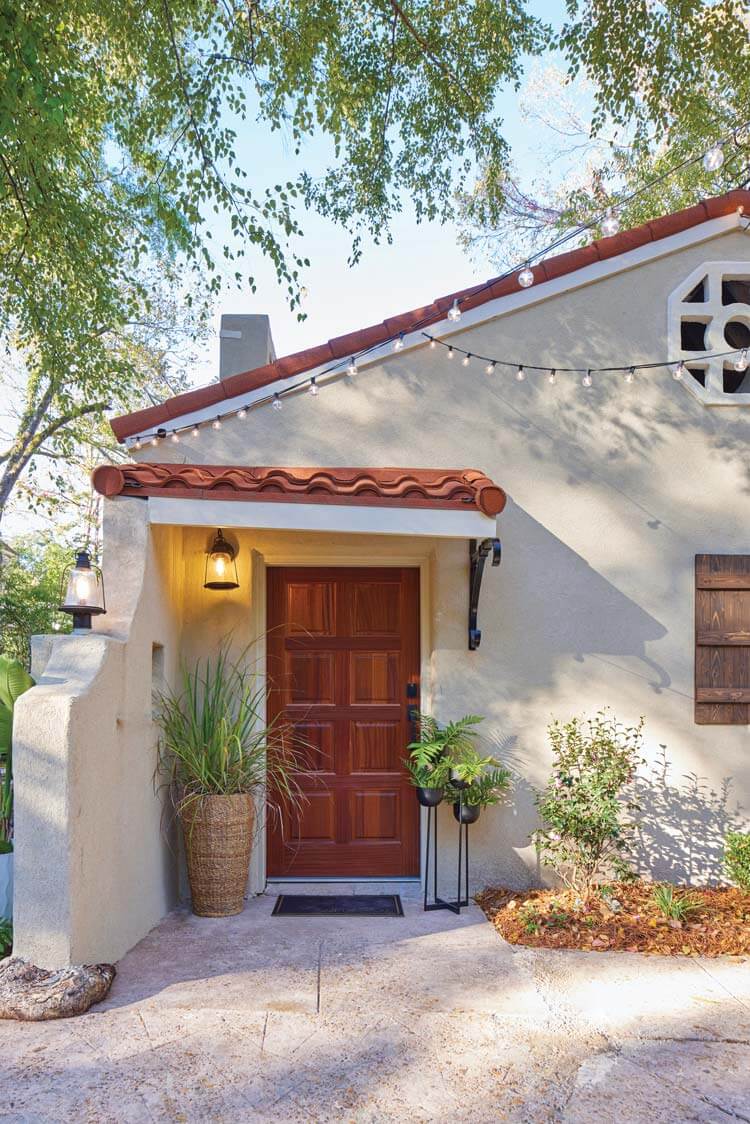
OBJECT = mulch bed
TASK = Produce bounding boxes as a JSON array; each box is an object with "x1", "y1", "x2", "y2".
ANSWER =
[{"x1": 476, "y1": 882, "x2": 750, "y2": 957}]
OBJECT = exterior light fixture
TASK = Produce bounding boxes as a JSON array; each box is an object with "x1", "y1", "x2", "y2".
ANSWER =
[
  {"x1": 60, "y1": 550, "x2": 106, "y2": 631},
  {"x1": 204, "y1": 529, "x2": 239, "y2": 591}
]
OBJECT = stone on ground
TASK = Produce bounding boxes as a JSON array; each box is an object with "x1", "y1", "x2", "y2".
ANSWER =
[{"x1": 0, "y1": 957, "x2": 116, "y2": 1021}]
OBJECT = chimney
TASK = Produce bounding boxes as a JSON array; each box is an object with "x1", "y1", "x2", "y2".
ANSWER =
[{"x1": 219, "y1": 314, "x2": 276, "y2": 380}]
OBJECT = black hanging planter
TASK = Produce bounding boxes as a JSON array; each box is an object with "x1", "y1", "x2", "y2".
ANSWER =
[
  {"x1": 416, "y1": 786, "x2": 444, "y2": 807},
  {"x1": 453, "y1": 802, "x2": 481, "y2": 824}
]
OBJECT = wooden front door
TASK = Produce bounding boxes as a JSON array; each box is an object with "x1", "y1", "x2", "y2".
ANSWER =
[{"x1": 266, "y1": 567, "x2": 420, "y2": 878}]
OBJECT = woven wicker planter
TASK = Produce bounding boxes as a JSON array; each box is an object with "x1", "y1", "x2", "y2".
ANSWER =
[{"x1": 180, "y1": 794, "x2": 254, "y2": 917}]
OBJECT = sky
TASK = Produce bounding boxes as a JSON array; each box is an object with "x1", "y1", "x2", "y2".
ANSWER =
[{"x1": 192, "y1": 0, "x2": 572, "y2": 383}]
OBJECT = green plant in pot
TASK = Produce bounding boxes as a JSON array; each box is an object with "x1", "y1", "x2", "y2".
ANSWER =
[
  {"x1": 0, "y1": 655, "x2": 35, "y2": 927},
  {"x1": 450, "y1": 753, "x2": 511, "y2": 823},
  {"x1": 405, "y1": 713, "x2": 488, "y2": 806},
  {"x1": 156, "y1": 643, "x2": 305, "y2": 917}
]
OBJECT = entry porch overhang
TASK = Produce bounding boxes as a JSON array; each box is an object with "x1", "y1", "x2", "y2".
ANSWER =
[{"x1": 92, "y1": 463, "x2": 506, "y2": 539}]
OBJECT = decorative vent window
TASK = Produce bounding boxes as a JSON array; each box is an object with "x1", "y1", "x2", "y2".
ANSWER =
[
  {"x1": 668, "y1": 263, "x2": 750, "y2": 405},
  {"x1": 695, "y1": 555, "x2": 750, "y2": 725}
]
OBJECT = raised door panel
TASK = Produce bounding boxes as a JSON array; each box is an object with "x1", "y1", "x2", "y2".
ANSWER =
[
  {"x1": 286, "y1": 581, "x2": 335, "y2": 635},
  {"x1": 291, "y1": 792, "x2": 336, "y2": 842},
  {"x1": 293, "y1": 721, "x2": 336, "y2": 776},
  {"x1": 352, "y1": 791, "x2": 399, "y2": 841},
  {"x1": 351, "y1": 581, "x2": 402, "y2": 636},
  {"x1": 350, "y1": 652, "x2": 399, "y2": 705},
  {"x1": 351, "y1": 721, "x2": 402, "y2": 773},
  {"x1": 286, "y1": 651, "x2": 336, "y2": 705}
]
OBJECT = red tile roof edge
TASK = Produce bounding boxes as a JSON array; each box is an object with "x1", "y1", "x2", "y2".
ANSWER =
[
  {"x1": 110, "y1": 189, "x2": 750, "y2": 442},
  {"x1": 92, "y1": 464, "x2": 507, "y2": 517}
]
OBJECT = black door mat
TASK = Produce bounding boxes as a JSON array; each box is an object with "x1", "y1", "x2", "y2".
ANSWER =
[{"x1": 272, "y1": 893, "x2": 404, "y2": 917}]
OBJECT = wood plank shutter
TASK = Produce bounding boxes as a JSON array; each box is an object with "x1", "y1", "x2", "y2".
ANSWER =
[{"x1": 695, "y1": 554, "x2": 750, "y2": 724}]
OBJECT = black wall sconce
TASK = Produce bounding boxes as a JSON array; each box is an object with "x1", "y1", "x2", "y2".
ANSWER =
[{"x1": 204, "y1": 529, "x2": 240, "y2": 590}]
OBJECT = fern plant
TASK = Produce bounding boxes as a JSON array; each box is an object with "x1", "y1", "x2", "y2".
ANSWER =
[{"x1": 405, "y1": 713, "x2": 485, "y2": 789}]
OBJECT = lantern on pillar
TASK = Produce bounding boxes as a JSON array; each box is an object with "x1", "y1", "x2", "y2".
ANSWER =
[{"x1": 59, "y1": 550, "x2": 106, "y2": 630}]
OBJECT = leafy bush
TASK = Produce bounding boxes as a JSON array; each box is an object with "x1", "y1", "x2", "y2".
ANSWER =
[
  {"x1": 724, "y1": 831, "x2": 750, "y2": 892},
  {"x1": 0, "y1": 655, "x2": 35, "y2": 848},
  {"x1": 532, "y1": 711, "x2": 644, "y2": 898},
  {"x1": 0, "y1": 918, "x2": 11, "y2": 958},
  {"x1": 652, "y1": 884, "x2": 701, "y2": 921}
]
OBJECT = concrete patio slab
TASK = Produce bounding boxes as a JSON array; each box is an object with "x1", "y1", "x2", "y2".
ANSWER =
[{"x1": 1, "y1": 883, "x2": 748, "y2": 1122}]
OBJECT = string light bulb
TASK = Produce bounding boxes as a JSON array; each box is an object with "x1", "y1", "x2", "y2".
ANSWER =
[
  {"x1": 673, "y1": 361, "x2": 685, "y2": 380},
  {"x1": 191, "y1": 425, "x2": 200, "y2": 438},
  {"x1": 134, "y1": 437, "x2": 142, "y2": 450},
  {"x1": 447, "y1": 299, "x2": 462, "y2": 322},
  {"x1": 212, "y1": 416, "x2": 222, "y2": 430},
  {"x1": 516, "y1": 365, "x2": 526, "y2": 381},
  {"x1": 429, "y1": 337, "x2": 437, "y2": 349},
  {"x1": 582, "y1": 370, "x2": 593, "y2": 388},
  {"x1": 237, "y1": 405, "x2": 247, "y2": 419},
  {"x1": 393, "y1": 333, "x2": 405, "y2": 352},
  {"x1": 272, "y1": 393, "x2": 283, "y2": 411},
  {"x1": 151, "y1": 434, "x2": 160, "y2": 446},
  {"x1": 485, "y1": 360, "x2": 496, "y2": 375},
  {"x1": 171, "y1": 431, "x2": 180, "y2": 443},
  {"x1": 601, "y1": 211, "x2": 620, "y2": 237},
  {"x1": 309, "y1": 377, "x2": 319, "y2": 396},
  {"x1": 548, "y1": 369, "x2": 557, "y2": 386},
  {"x1": 733, "y1": 348, "x2": 748, "y2": 371},
  {"x1": 462, "y1": 353, "x2": 471, "y2": 367},
  {"x1": 625, "y1": 366, "x2": 635, "y2": 384},
  {"x1": 518, "y1": 266, "x2": 534, "y2": 289},
  {"x1": 704, "y1": 144, "x2": 725, "y2": 172},
  {"x1": 447, "y1": 346, "x2": 454, "y2": 359},
  {"x1": 347, "y1": 357, "x2": 358, "y2": 376}
]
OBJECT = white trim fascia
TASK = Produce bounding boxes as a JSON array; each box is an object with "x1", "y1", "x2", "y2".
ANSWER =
[
  {"x1": 123, "y1": 211, "x2": 744, "y2": 445},
  {"x1": 146, "y1": 496, "x2": 496, "y2": 539}
]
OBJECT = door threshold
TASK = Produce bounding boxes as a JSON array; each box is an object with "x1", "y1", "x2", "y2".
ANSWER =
[{"x1": 266, "y1": 877, "x2": 420, "y2": 884}]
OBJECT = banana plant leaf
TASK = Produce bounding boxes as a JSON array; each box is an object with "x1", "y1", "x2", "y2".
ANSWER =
[{"x1": 0, "y1": 657, "x2": 34, "y2": 714}]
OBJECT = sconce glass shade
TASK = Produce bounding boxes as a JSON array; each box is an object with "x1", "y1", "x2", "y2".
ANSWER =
[
  {"x1": 60, "y1": 550, "x2": 106, "y2": 630},
  {"x1": 204, "y1": 529, "x2": 239, "y2": 590}
]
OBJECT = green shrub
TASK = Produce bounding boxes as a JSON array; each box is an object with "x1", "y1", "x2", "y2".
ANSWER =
[
  {"x1": 724, "y1": 831, "x2": 750, "y2": 892},
  {"x1": 0, "y1": 918, "x2": 11, "y2": 958},
  {"x1": 532, "y1": 710, "x2": 644, "y2": 899}
]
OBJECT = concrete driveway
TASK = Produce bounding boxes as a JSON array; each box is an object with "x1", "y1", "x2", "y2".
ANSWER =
[{"x1": 1, "y1": 883, "x2": 748, "y2": 1122}]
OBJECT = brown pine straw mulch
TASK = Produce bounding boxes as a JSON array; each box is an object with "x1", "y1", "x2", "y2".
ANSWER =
[{"x1": 476, "y1": 882, "x2": 750, "y2": 957}]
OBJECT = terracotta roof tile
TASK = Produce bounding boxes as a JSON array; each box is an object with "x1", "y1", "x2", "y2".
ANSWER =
[
  {"x1": 110, "y1": 189, "x2": 750, "y2": 442},
  {"x1": 92, "y1": 463, "x2": 507, "y2": 517}
]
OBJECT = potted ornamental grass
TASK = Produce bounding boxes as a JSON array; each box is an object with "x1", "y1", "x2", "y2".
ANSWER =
[
  {"x1": 0, "y1": 655, "x2": 34, "y2": 926},
  {"x1": 156, "y1": 643, "x2": 305, "y2": 917}
]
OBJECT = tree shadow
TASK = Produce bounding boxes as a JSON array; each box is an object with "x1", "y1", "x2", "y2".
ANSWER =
[{"x1": 633, "y1": 745, "x2": 745, "y2": 884}]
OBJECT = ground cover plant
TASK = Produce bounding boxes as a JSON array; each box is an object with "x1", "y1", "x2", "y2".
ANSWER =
[
  {"x1": 0, "y1": 919, "x2": 11, "y2": 959},
  {"x1": 724, "y1": 831, "x2": 750, "y2": 892},
  {"x1": 477, "y1": 882, "x2": 750, "y2": 957}
]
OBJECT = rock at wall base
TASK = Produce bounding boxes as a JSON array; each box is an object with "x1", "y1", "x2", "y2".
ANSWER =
[{"x1": 0, "y1": 957, "x2": 116, "y2": 1020}]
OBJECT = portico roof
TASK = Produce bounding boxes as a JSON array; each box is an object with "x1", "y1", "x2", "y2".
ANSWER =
[{"x1": 92, "y1": 462, "x2": 506, "y2": 539}]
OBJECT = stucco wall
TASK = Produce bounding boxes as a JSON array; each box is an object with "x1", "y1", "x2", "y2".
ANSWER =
[
  {"x1": 138, "y1": 227, "x2": 750, "y2": 892},
  {"x1": 13, "y1": 500, "x2": 183, "y2": 966}
]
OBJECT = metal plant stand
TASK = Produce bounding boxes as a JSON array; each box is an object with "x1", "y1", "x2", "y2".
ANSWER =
[{"x1": 423, "y1": 790, "x2": 471, "y2": 914}]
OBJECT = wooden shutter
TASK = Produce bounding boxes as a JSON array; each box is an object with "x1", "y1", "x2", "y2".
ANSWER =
[{"x1": 695, "y1": 555, "x2": 750, "y2": 724}]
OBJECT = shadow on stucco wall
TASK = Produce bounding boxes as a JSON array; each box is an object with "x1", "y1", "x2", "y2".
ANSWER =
[{"x1": 633, "y1": 745, "x2": 745, "y2": 884}]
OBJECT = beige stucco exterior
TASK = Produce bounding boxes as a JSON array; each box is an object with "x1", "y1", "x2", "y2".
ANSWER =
[{"x1": 13, "y1": 223, "x2": 750, "y2": 965}]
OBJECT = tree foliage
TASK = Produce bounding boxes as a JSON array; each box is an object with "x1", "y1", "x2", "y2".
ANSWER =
[
  {"x1": 460, "y1": 2, "x2": 750, "y2": 266},
  {"x1": 0, "y1": 537, "x2": 71, "y2": 668}
]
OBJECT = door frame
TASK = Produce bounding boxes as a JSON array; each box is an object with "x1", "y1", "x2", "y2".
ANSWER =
[{"x1": 247, "y1": 540, "x2": 434, "y2": 890}]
